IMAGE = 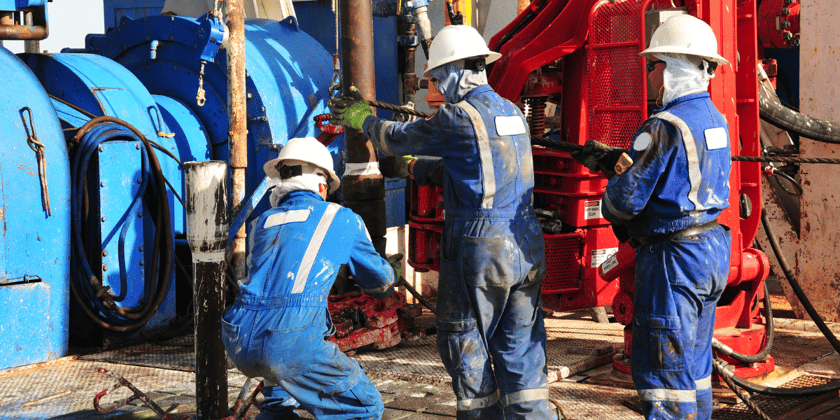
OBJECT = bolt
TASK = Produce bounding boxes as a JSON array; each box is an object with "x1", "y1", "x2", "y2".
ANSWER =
[
  {"x1": 247, "y1": 93, "x2": 253, "y2": 100},
  {"x1": 782, "y1": 7, "x2": 790, "y2": 15},
  {"x1": 139, "y1": 260, "x2": 144, "y2": 266},
  {"x1": 781, "y1": 20, "x2": 791, "y2": 29},
  {"x1": 102, "y1": 250, "x2": 108, "y2": 257},
  {"x1": 790, "y1": 36, "x2": 800, "y2": 47},
  {"x1": 782, "y1": 31, "x2": 793, "y2": 41},
  {"x1": 103, "y1": 264, "x2": 108, "y2": 272},
  {"x1": 784, "y1": 0, "x2": 793, "y2": 4},
  {"x1": 136, "y1": 144, "x2": 141, "y2": 150},
  {"x1": 101, "y1": 216, "x2": 107, "y2": 222},
  {"x1": 138, "y1": 212, "x2": 143, "y2": 218},
  {"x1": 99, "y1": 145, "x2": 105, "y2": 152},
  {"x1": 100, "y1": 181, "x2": 106, "y2": 187},
  {"x1": 139, "y1": 245, "x2": 144, "y2": 252},
  {"x1": 137, "y1": 178, "x2": 142, "y2": 184}
]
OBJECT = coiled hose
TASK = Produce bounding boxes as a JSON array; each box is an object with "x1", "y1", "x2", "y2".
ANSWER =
[{"x1": 69, "y1": 116, "x2": 173, "y2": 334}]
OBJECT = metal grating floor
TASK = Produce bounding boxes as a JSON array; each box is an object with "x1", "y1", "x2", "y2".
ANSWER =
[{"x1": 0, "y1": 309, "x2": 838, "y2": 419}]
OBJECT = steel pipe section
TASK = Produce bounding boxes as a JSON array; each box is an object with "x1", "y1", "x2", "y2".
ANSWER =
[{"x1": 185, "y1": 161, "x2": 229, "y2": 420}]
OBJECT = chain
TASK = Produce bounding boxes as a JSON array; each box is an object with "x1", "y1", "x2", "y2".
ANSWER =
[
  {"x1": 196, "y1": 60, "x2": 207, "y2": 107},
  {"x1": 20, "y1": 107, "x2": 51, "y2": 216}
]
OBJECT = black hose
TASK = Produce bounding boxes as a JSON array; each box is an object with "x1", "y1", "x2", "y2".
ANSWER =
[
  {"x1": 713, "y1": 358, "x2": 773, "y2": 420},
  {"x1": 759, "y1": 88, "x2": 840, "y2": 143},
  {"x1": 712, "y1": 282, "x2": 774, "y2": 363},
  {"x1": 713, "y1": 209, "x2": 840, "y2": 397},
  {"x1": 761, "y1": 208, "x2": 840, "y2": 354},
  {"x1": 69, "y1": 116, "x2": 174, "y2": 334}
]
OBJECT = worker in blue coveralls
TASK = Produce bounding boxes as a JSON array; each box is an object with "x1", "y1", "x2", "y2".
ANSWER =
[
  {"x1": 221, "y1": 137, "x2": 399, "y2": 420},
  {"x1": 328, "y1": 24, "x2": 557, "y2": 420},
  {"x1": 572, "y1": 14, "x2": 732, "y2": 420}
]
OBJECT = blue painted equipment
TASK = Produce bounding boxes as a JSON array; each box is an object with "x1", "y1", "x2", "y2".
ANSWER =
[
  {"x1": 0, "y1": 47, "x2": 70, "y2": 370},
  {"x1": 0, "y1": 0, "x2": 407, "y2": 366}
]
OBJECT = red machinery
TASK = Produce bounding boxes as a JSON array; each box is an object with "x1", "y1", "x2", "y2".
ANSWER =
[{"x1": 409, "y1": 0, "x2": 774, "y2": 379}]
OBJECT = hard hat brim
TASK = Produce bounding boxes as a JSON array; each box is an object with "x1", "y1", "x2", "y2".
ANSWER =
[
  {"x1": 639, "y1": 46, "x2": 729, "y2": 65},
  {"x1": 423, "y1": 52, "x2": 502, "y2": 78}
]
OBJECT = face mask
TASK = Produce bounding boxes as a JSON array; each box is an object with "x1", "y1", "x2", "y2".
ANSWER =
[
  {"x1": 656, "y1": 53, "x2": 713, "y2": 105},
  {"x1": 428, "y1": 62, "x2": 488, "y2": 103}
]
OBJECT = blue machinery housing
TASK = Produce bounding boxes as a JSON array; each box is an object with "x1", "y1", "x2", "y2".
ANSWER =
[{"x1": 0, "y1": 2, "x2": 402, "y2": 370}]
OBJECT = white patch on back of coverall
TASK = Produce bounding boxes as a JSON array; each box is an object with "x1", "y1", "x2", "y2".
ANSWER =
[
  {"x1": 704, "y1": 127, "x2": 727, "y2": 150},
  {"x1": 495, "y1": 116, "x2": 526, "y2": 136}
]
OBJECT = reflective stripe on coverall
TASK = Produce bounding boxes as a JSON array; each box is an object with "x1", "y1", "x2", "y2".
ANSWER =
[
  {"x1": 221, "y1": 190, "x2": 396, "y2": 420},
  {"x1": 601, "y1": 92, "x2": 731, "y2": 420},
  {"x1": 364, "y1": 84, "x2": 554, "y2": 420}
]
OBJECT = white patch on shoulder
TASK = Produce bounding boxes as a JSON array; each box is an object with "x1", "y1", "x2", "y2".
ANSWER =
[
  {"x1": 495, "y1": 116, "x2": 526, "y2": 136},
  {"x1": 633, "y1": 132, "x2": 653, "y2": 151},
  {"x1": 704, "y1": 127, "x2": 728, "y2": 150}
]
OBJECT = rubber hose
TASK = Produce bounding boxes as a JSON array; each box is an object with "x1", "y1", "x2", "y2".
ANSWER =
[
  {"x1": 712, "y1": 282, "x2": 774, "y2": 363},
  {"x1": 715, "y1": 209, "x2": 840, "y2": 397},
  {"x1": 761, "y1": 208, "x2": 840, "y2": 353},
  {"x1": 759, "y1": 88, "x2": 840, "y2": 143},
  {"x1": 69, "y1": 117, "x2": 173, "y2": 333}
]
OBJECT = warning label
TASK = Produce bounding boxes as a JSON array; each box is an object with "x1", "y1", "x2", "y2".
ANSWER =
[
  {"x1": 584, "y1": 200, "x2": 603, "y2": 220},
  {"x1": 590, "y1": 247, "x2": 618, "y2": 268}
]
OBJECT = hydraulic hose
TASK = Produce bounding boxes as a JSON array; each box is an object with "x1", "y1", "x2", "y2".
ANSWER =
[
  {"x1": 712, "y1": 282, "x2": 775, "y2": 363},
  {"x1": 759, "y1": 88, "x2": 840, "y2": 143},
  {"x1": 69, "y1": 116, "x2": 174, "y2": 334},
  {"x1": 712, "y1": 209, "x2": 840, "y2": 399}
]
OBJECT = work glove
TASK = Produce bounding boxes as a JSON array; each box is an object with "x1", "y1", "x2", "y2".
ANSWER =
[
  {"x1": 380, "y1": 155, "x2": 417, "y2": 179},
  {"x1": 571, "y1": 140, "x2": 626, "y2": 180},
  {"x1": 386, "y1": 253, "x2": 404, "y2": 279},
  {"x1": 327, "y1": 86, "x2": 373, "y2": 130}
]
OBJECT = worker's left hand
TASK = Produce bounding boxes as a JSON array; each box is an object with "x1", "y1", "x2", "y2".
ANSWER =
[
  {"x1": 380, "y1": 155, "x2": 416, "y2": 178},
  {"x1": 327, "y1": 86, "x2": 372, "y2": 130},
  {"x1": 572, "y1": 140, "x2": 624, "y2": 180},
  {"x1": 386, "y1": 253, "x2": 404, "y2": 279}
]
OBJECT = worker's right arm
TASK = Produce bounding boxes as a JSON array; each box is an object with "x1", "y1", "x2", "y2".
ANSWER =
[{"x1": 344, "y1": 209, "x2": 396, "y2": 300}]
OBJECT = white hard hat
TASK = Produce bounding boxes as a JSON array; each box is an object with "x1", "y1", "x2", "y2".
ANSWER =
[
  {"x1": 263, "y1": 137, "x2": 340, "y2": 192},
  {"x1": 423, "y1": 25, "x2": 502, "y2": 78},
  {"x1": 640, "y1": 14, "x2": 729, "y2": 65}
]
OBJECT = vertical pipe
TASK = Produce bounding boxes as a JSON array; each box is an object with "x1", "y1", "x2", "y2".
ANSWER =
[
  {"x1": 185, "y1": 161, "x2": 229, "y2": 420},
  {"x1": 340, "y1": 0, "x2": 388, "y2": 254},
  {"x1": 24, "y1": 11, "x2": 39, "y2": 53},
  {"x1": 226, "y1": 0, "x2": 248, "y2": 279}
]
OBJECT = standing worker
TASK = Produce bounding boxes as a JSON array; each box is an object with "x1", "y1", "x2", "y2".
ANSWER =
[
  {"x1": 328, "y1": 24, "x2": 556, "y2": 420},
  {"x1": 573, "y1": 14, "x2": 732, "y2": 420},
  {"x1": 221, "y1": 137, "x2": 398, "y2": 420}
]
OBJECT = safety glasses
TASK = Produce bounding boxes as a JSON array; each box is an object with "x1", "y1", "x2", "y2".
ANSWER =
[{"x1": 647, "y1": 60, "x2": 665, "y2": 73}]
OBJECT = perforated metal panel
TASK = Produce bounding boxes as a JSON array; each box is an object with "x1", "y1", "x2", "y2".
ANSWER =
[
  {"x1": 587, "y1": 0, "x2": 646, "y2": 149},
  {"x1": 543, "y1": 232, "x2": 584, "y2": 293}
]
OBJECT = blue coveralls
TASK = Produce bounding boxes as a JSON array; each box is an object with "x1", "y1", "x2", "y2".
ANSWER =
[
  {"x1": 601, "y1": 92, "x2": 732, "y2": 419},
  {"x1": 221, "y1": 190, "x2": 396, "y2": 420},
  {"x1": 364, "y1": 84, "x2": 554, "y2": 420}
]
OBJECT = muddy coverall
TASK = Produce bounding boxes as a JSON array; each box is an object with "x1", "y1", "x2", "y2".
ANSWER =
[
  {"x1": 363, "y1": 84, "x2": 553, "y2": 420},
  {"x1": 221, "y1": 190, "x2": 396, "y2": 420},
  {"x1": 601, "y1": 92, "x2": 732, "y2": 420}
]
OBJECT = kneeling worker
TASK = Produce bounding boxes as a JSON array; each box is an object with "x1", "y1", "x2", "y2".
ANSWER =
[{"x1": 221, "y1": 137, "x2": 398, "y2": 420}]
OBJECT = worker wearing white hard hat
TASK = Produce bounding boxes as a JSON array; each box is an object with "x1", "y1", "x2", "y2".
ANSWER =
[
  {"x1": 222, "y1": 137, "x2": 399, "y2": 420},
  {"x1": 575, "y1": 14, "x2": 732, "y2": 420},
  {"x1": 329, "y1": 24, "x2": 557, "y2": 420}
]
